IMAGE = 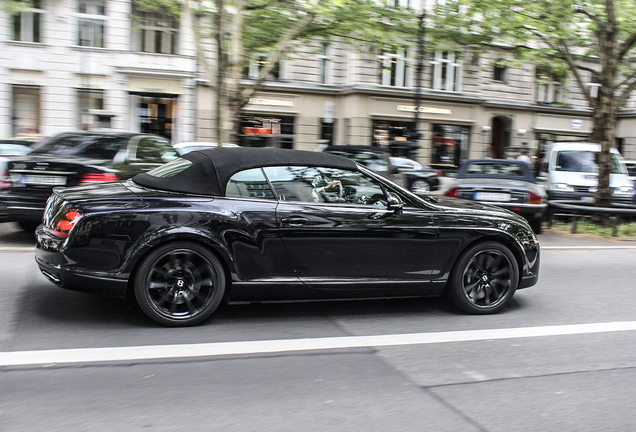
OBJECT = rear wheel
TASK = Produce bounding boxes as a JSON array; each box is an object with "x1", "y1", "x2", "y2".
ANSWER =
[
  {"x1": 446, "y1": 241, "x2": 519, "y2": 314},
  {"x1": 134, "y1": 242, "x2": 226, "y2": 326}
]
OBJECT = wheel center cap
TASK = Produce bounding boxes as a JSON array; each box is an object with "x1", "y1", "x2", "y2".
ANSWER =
[
  {"x1": 481, "y1": 274, "x2": 489, "y2": 283},
  {"x1": 176, "y1": 279, "x2": 185, "y2": 288}
]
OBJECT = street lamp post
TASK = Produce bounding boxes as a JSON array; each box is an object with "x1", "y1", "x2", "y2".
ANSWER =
[{"x1": 411, "y1": 12, "x2": 426, "y2": 142}]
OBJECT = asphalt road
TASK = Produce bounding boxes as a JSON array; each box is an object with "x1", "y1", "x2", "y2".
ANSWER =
[{"x1": 1, "y1": 221, "x2": 636, "y2": 431}]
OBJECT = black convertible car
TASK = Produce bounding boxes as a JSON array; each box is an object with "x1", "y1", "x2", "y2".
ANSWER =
[{"x1": 36, "y1": 148, "x2": 540, "y2": 326}]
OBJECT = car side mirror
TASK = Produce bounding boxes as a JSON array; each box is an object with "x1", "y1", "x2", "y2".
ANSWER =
[
  {"x1": 536, "y1": 176, "x2": 547, "y2": 182},
  {"x1": 386, "y1": 193, "x2": 403, "y2": 212}
]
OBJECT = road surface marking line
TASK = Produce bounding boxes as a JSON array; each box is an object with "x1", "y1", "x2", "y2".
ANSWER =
[
  {"x1": 542, "y1": 246, "x2": 636, "y2": 250},
  {"x1": 2, "y1": 321, "x2": 636, "y2": 367}
]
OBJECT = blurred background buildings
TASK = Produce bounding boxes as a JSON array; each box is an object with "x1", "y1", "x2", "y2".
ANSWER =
[{"x1": 3, "y1": 0, "x2": 636, "y2": 172}]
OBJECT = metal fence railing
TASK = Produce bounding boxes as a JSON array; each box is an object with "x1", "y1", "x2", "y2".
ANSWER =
[{"x1": 547, "y1": 200, "x2": 636, "y2": 236}]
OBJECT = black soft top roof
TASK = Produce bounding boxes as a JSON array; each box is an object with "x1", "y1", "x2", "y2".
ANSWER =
[{"x1": 132, "y1": 147, "x2": 358, "y2": 196}]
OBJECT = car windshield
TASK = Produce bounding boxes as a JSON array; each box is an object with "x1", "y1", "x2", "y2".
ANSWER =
[
  {"x1": 327, "y1": 150, "x2": 388, "y2": 171},
  {"x1": 462, "y1": 162, "x2": 527, "y2": 178},
  {"x1": 31, "y1": 134, "x2": 128, "y2": 159},
  {"x1": 555, "y1": 150, "x2": 624, "y2": 174}
]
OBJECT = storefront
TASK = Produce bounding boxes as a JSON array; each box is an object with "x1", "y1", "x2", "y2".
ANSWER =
[
  {"x1": 239, "y1": 114, "x2": 295, "y2": 148},
  {"x1": 371, "y1": 119, "x2": 414, "y2": 148},
  {"x1": 127, "y1": 77, "x2": 186, "y2": 141},
  {"x1": 430, "y1": 124, "x2": 471, "y2": 171}
]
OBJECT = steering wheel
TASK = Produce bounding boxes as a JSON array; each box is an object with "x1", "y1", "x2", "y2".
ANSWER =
[{"x1": 337, "y1": 182, "x2": 343, "y2": 199}]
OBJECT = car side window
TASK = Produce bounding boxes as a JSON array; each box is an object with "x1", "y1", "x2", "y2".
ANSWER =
[
  {"x1": 263, "y1": 166, "x2": 393, "y2": 206},
  {"x1": 226, "y1": 168, "x2": 276, "y2": 200},
  {"x1": 135, "y1": 138, "x2": 164, "y2": 163}
]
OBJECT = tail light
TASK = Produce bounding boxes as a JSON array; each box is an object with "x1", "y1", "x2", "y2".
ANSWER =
[
  {"x1": 445, "y1": 187, "x2": 460, "y2": 198},
  {"x1": 50, "y1": 208, "x2": 82, "y2": 238},
  {"x1": 527, "y1": 191, "x2": 543, "y2": 204},
  {"x1": 79, "y1": 173, "x2": 119, "y2": 184},
  {"x1": 0, "y1": 169, "x2": 11, "y2": 189}
]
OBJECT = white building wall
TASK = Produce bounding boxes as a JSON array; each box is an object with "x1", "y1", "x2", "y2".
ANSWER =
[{"x1": 0, "y1": 0, "x2": 197, "y2": 140}]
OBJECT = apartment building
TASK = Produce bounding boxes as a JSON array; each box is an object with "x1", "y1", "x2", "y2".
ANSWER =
[
  {"x1": 3, "y1": 1, "x2": 636, "y2": 169},
  {"x1": 0, "y1": 0, "x2": 198, "y2": 142},
  {"x1": 197, "y1": 38, "x2": 636, "y2": 168}
]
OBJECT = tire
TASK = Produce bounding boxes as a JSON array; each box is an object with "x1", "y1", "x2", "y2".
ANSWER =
[
  {"x1": 446, "y1": 241, "x2": 519, "y2": 314},
  {"x1": 134, "y1": 242, "x2": 226, "y2": 326},
  {"x1": 410, "y1": 179, "x2": 431, "y2": 195}
]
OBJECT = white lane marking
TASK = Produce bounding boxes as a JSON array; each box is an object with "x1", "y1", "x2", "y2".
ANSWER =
[
  {"x1": 542, "y1": 245, "x2": 636, "y2": 250},
  {"x1": 2, "y1": 321, "x2": 636, "y2": 367}
]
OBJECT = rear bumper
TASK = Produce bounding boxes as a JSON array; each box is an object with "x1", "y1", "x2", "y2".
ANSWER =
[
  {"x1": 35, "y1": 226, "x2": 129, "y2": 298},
  {"x1": 0, "y1": 194, "x2": 47, "y2": 223}
]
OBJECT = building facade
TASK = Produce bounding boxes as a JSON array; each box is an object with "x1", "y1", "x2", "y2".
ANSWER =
[
  {"x1": 1, "y1": 0, "x2": 198, "y2": 142},
  {"x1": 196, "y1": 34, "x2": 636, "y2": 169},
  {"x1": 3, "y1": 1, "x2": 636, "y2": 169}
]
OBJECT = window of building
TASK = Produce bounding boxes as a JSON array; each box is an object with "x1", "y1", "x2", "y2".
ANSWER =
[
  {"x1": 320, "y1": 43, "x2": 332, "y2": 85},
  {"x1": 535, "y1": 68, "x2": 565, "y2": 104},
  {"x1": 588, "y1": 72, "x2": 601, "y2": 99},
  {"x1": 11, "y1": 0, "x2": 43, "y2": 43},
  {"x1": 131, "y1": 3, "x2": 179, "y2": 54},
  {"x1": 431, "y1": 51, "x2": 462, "y2": 92},
  {"x1": 12, "y1": 85, "x2": 40, "y2": 135},
  {"x1": 493, "y1": 63, "x2": 506, "y2": 82},
  {"x1": 135, "y1": 95, "x2": 177, "y2": 141},
  {"x1": 378, "y1": 50, "x2": 408, "y2": 87},
  {"x1": 239, "y1": 115, "x2": 294, "y2": 148},
  {"x1": 372, "y1": 120, "x2": 414, "y2": 148},
  {"x1": 320, "y1": 119, "x2": 336, "y2": 146},
  {"x1": 78, "y1": 0, "x2": 106, "y2": 47},
  {"x1": 77, "y1": 89, "x2": 104, "y2": 130},
  {"x1": 430, "y1": 124, "x2": 470, "y2": 170},
  {"x1": 244, "y1": 56, "x2": 281, "y2": 80}
]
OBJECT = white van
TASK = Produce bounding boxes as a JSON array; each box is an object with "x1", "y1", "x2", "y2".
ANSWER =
[{"x1": 538, "y1": 142, "x2": 634, "y2": 203}]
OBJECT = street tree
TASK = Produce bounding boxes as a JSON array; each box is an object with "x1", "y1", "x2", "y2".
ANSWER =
[
  {"x1": 429, "y1": 0, "x2": 636, "y2": 207},
  {"x1": 136, "y1": 0, "x2": 419, "y2": 145}
]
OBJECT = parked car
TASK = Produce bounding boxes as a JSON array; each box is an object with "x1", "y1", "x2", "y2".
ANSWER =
[
  {"x1": 623, "y1": 160, "x2": 636, "y2": 185},
  {"x1": 0, "y1": 131, "x2": 179, "y2": 231},
  {"x1": 173, "y1": 142, "x2": 239, "y2": 155},
  {"x1": 35, "y1": 147, "x2": 540, "y2": 326},
  {"x1": 389, "y1": 156, "x2": 442, "y2": 195},
  {"x1": 323, "y1": 145, "x2": 440, "y2": 195},
  {"x1": 538, "y1": 142, "x2": 634, "y2": 204},
  {"x1": 445, "y1": 159, "x2": 547, "y2": 234}
]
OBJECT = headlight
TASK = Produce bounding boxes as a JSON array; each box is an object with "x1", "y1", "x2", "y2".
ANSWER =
[
  {"x1": 550, "y1": 183, "x2": 574, "y2": 191},
  {"x1": 614, "y1": 186, "x2": 635, "y2": 195}
]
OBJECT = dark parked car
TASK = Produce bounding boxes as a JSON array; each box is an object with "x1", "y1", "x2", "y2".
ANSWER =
[
  {"x1": 323, "y1": 145, "x2": 440, "y2": 195},
  {"x1": 36, "y1": 147, "x2": 540, "y2": 326},
  {"x1": 445, "y1": 159, "x2": 547, "y2": 234},
  {"x1": 0, "y1": 131, "x2": 178, "y2": 231}
]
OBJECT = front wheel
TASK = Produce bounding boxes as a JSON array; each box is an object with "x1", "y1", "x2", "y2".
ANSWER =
[
  {"x1": 134, "y1": 242, "x2": 226, "y2": 326},
  {"x1": 446, "y1": 241, "x2": 519, "y2": 314}
]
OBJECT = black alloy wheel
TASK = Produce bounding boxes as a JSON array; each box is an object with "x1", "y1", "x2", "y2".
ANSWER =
[
  {"x1": 134, "y1": 242, "x2": 226, "y2": 326},
  {"x1": 447, "y1": 241, "x2": 519, "y2": 314}
]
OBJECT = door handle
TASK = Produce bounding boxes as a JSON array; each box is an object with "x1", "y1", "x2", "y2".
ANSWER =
[{"x1": 281, "y1": 217, "x2": 309, "y2": 226}]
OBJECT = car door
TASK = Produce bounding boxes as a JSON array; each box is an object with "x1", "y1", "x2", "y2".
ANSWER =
[{"x1": 263, "y1": 166, "x2": 438, "y2": 290}]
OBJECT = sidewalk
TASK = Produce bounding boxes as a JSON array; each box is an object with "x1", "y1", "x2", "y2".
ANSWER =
[{"x1": 538, "y1": 227, "x2": 636, "y2": 248}]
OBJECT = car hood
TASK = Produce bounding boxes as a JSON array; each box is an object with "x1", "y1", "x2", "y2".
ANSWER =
[{"x1": 550, "y1": 171, "x2": 633, "y2": 188}]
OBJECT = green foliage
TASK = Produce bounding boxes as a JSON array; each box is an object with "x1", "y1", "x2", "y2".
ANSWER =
[{"x1": 550, "y1": 220, "x2": 636, "y2": 238}]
